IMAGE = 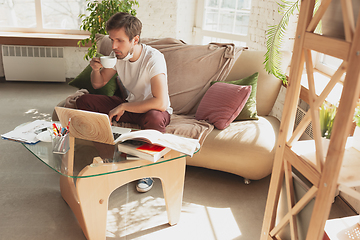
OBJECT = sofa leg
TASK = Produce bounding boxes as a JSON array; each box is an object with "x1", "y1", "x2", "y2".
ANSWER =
[{"x1": 244, "y1": 178, "x2": 251, "y2": 185}]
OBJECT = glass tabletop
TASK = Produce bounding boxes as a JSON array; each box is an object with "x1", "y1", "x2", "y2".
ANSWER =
[{"x1": 22, "y1": 137, "x2": 188, "y2": 178}]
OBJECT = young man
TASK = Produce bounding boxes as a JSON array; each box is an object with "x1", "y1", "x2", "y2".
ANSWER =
[{"x1": 76, "y1": 12, "x2": 172, "y2": 193}]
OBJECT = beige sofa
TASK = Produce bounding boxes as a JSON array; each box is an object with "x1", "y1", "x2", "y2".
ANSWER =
[{"x1": 56, "y1": 36, "x2": 291, "y2": 182}]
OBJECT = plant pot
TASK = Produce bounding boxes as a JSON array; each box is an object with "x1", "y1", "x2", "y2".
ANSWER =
[
  {"x1": 322, "y1": 0, "x2": 360, "y2": 40},
  {"x1": 322, "y1": 137, "x2": 330, "y2": 156},
  {"x1": 353, "y1": 126, "x2": 360, "y2": 151}
]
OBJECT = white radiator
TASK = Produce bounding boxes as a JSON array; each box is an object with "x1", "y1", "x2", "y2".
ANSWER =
[
  {"x1": 294, "y1": 106, "x2": 314, "y2": 140},
  {"x1": 2, "y1": 45, "x2": 65, "y2": 82}
]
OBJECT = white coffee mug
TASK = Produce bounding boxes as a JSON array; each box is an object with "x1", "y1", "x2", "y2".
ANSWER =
[{"x1": 100, "y1": 56, "x2": 117, "y2": 68}]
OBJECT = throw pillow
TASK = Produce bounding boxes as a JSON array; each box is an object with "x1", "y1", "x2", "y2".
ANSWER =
[
  {"x1": 212, "y1": 72, "x2": 259, "y2": 121},
  {"x1": 195, "y1": 82, "x2": 251, "y2": 130},
  {"x1": 68, "y1": 53, "x2": 118, "y2": 96}
]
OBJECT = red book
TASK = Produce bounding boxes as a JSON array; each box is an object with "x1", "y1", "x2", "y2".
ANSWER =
[
  {"x1": 118, "y1": 141, "x2": 171, "y2": 162},
  {"x1": 137, "y1": 143, "x2": 166, "y2": 153}
]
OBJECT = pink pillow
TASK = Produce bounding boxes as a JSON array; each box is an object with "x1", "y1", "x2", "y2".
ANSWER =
[{"x1": 195, "y1": 82, "x2": 251, "y2": 129}]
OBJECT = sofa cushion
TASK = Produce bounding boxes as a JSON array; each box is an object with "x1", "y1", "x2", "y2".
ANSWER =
[
  {"x1": 68, "y1": 53, "x2": 118, "y2": 96},
  {"x1": 212, "y1": 72, "x2": 259, "y2": 121},
  {"x1": 195, "y1": 82, "x2": 251, "y2": 129},
  {"x1": 186, "y1": 116, "x2": 280, "y2": 180}
]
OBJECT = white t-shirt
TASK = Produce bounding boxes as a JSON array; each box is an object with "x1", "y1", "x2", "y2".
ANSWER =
[{"x1": 114, "y1": 44, "x2": 172, "y2": 114}]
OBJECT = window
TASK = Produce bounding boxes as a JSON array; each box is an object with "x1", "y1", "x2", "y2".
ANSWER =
[
  {"x1": 315, "y1": 53, "x2": 343, "y2": 77},
  {"x1": 300, "y1": 52, "x2": 345, "y2": 106},
  {"x1": 203, "y1": 0, "x2": 251, "y2": 35},
  {"x1": 194, "y1": 0, "x2": 251, "y2": 46},
  {"x1": 0, "y1": 0, "x2": 87, "y2": 35}
]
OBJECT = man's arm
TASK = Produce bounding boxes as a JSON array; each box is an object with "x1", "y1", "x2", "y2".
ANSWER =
[
  {"x1": 109, "y1": 73, "x2": 168, "y2": 122},
  {"x1": 90, "y1": 57, "x2": 117, "y2": 89}
]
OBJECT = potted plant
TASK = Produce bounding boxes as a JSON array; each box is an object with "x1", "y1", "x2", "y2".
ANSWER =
[
  {"x1": 319, "y1": 101, "x2": 337, "y2": 139},
  {"x1": 319, "y1": 101, "x2": 337, "y2": 155},
  {"x1": 78, "y1": 0, "x2": 139, "y2": 60}
]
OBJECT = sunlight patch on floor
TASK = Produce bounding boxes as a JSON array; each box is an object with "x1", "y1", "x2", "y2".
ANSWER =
[
  {"x1": 25, "y1": 108, "x2": 52, "y2": 121},
  {"x1": 206, "y1": 206, "x2": 242, "y2": 240},
  {"x1": 106, "y1": 196, "x2": 168, "y2": 238},
  {"x1": 106, "y1": 198, "x2": 241, "y2": 240}
]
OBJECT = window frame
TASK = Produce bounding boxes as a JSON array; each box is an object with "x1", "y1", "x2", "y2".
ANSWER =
[
  {"x1": 194, "y1": 0, "x2": 251, "y2": 45},
  {"x1": 0, "y1": 0, "x2": 88, "y2": 36},
  {"x1": 314, "y1": 52, "x2": 343, "y2": 77}
]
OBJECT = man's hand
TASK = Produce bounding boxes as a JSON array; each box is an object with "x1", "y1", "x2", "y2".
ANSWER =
[
  {"x1": 90, "y1": 57, "x2": 103, "y2": 72},
  {"x1": 109, "y1": 104, "x2": 126, "y2": 124},
  {"x1": 90, "y1": 58, "x2": 116, "y2": 89}
]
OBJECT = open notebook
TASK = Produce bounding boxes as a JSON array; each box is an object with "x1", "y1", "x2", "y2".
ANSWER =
[{"x1": 55, "y1": 107, "x2": 131, "y2": 145}]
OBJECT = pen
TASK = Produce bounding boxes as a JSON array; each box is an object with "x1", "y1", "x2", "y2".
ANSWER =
[
  {"x1": 34, "y1": 127, "x2": 48, "y2": 134},
  {"x1": 52, "y1": 127, "x2": 58, "y2": 136},
  {"x1": 52, "y1": 123, "x2": 59, "y2": 135},
  {"x1": 66, "y1": 118, "x2": 71, "y2": 132}
]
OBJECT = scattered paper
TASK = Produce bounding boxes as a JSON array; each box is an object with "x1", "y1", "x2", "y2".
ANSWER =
[{"x1": 1, "y1": 120, "x2": 53, "y2": 144}]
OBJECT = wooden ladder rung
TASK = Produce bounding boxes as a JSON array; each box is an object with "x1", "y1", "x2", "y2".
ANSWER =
[
  {"x1": 284, "y1": 145, "x2": 321, "y2": 187},
  {"x1": 303, "y1": 33, "x2": 351, "y2": 60},
  {"x1": 269, "y1": 186, "x2": 318, "y2": 238}
]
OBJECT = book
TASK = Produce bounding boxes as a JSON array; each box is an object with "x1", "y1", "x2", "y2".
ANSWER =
[
  {"x1": 118, "y1": 140, "x2": 171, "y2": 162},
  {"x1": 115, "y1": 129, "x2": 200, "y2": 157}
]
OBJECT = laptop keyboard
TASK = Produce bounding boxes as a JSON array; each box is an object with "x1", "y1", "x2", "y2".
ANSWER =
[{"x1": 113, "y1": 133, "x2": 121, "y2": 139}]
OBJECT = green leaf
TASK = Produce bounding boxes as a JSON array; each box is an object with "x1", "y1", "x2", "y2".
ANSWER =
[
  {"x1": 264, "y1": 0, "x2": 300, "y2": 84},
  {"x1": 264, "y1": 0, "x2": 322, "y2": 84},
  {"x1": 319, "y1": 102, "x2": 337, "y2": 139}
]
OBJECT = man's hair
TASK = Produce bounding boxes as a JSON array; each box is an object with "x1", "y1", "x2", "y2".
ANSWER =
[{"x1": 106, "y1": 12, "x2": 142, "y2": 43}]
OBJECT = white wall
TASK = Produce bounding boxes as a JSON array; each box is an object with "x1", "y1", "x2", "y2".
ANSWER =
[
  {"x1": 136, "y1": 0, "x2": 196, "y2": 44},
  {"x1": 136, "y1": 0, "x2": 178, "y2": 40},
  {"x1": 175, "y1": 0, "x2": 197, "y2": 44},
  {"x1": 246, "y1": 0, "x2": 298, "y2": 51},
  {"x1": 64, "y1": 47, "x2": 90, "y2": 78}
]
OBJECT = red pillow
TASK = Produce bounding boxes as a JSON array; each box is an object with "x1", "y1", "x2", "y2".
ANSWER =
[{"x1": 195, "y1": 82, "x2": 251, "y2": 129}]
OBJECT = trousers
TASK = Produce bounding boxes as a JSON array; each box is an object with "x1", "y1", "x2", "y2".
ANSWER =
[{"x1": 76, "y1": 94, "x2": 171, "y2": 133}]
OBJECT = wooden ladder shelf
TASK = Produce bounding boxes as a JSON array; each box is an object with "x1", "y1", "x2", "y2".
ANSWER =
[{"x1": 261, "y1": 0, "x2": 360, "y2": 239}]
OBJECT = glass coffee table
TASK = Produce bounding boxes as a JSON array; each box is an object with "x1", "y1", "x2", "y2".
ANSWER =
[{"x1": 22, "y1": 135, "x2": 188, "y2": 240}]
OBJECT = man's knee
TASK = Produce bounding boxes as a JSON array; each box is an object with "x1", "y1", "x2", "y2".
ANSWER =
[
  {"x1": 75, "y1": 94, "x2": 90, "y2": 110},
  {"x1": 75, "y1": 95, "x2": 86, "y2": 109},
  {"x1": 141, "y1": 110, "x2": 170, "y2": 132}
]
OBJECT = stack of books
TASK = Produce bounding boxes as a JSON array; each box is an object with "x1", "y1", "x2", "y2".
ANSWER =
[{"x1": 116, "y1": 129, "x2": 201, "y2": 162}]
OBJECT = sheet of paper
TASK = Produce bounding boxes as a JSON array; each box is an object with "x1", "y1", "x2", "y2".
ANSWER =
[{"x1": 1, "y1": 120, "x2": 53, "y2": 144}]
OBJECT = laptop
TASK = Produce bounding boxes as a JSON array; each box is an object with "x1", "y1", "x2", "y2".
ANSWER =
[{"x1": 55, "y1": 107, "x2": 131, "y2": 145}]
